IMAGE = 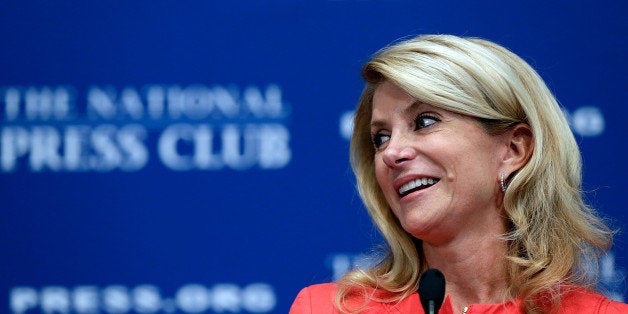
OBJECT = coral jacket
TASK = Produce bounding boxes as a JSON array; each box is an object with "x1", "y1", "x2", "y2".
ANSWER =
[{"x1": 290, "y1": 283, "x2": 628, "y2": 313}]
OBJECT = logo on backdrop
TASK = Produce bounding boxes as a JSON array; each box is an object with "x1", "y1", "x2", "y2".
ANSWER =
[
  {"x1": 0, "y1": 85, "x2": 291, "y2": 172},
  {"x1": 10, "y1": 282, "x2": 276, "y2": 314}
]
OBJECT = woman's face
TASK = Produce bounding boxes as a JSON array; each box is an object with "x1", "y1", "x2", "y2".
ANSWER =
[{"x1": 371, "y1": 81, "x2": 507, "y2": 245}]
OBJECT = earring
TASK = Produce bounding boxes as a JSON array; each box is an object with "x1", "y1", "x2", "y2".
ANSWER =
[{"x1": 500, "y1": 173, "x2": 507, "y2": 192}]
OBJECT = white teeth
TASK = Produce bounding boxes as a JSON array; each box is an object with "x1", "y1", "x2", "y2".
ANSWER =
[{"x1": 398, "y1": 177, "x2": 438, "y2": 195}]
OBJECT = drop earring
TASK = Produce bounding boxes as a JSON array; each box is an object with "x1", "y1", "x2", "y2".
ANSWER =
[{"x1": 500, "y1": 173, "x2": 507, "y2": 192}]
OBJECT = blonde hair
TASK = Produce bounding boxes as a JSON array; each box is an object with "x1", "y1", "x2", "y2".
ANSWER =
[{"x1": 337, "y1": 34, "x2": 613, "y2": 313}]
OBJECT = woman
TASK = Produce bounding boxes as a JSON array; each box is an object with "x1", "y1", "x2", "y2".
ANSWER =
[{"x1": 290, "y1": 35, "x2": 627, "y2": 313}]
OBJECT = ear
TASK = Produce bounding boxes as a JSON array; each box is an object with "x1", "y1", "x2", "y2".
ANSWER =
[{"x1": 502, "y1": 123, "x2": 534, "y2": 175}]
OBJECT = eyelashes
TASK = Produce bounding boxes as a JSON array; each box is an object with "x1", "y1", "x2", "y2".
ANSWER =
[
  {"x1": 414, "y1": 113, "x2": 440, "y2": 130},
  {"x1": 372, "y1": 133, "x2": 390, "y2": 149},
  {"x1": 371, "y1": 112, "x2": 441, "y2": 150}
]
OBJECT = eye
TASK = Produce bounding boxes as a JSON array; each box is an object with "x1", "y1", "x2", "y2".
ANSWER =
[
  {"x1": 372, "y1": 132, "x2": 390, "y2": 149},
  {"x1": 415, "y1": 114, "x2": 440, "y2": 130}
]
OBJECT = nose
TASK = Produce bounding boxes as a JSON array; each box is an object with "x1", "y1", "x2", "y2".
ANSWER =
[{"x1": 381, "y1": 134, "x2": 416, "y2": 168}]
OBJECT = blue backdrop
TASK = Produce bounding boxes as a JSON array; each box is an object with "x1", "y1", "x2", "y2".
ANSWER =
[{"x1": 1, "y1": 1, "x2": 627, "y2": 313}]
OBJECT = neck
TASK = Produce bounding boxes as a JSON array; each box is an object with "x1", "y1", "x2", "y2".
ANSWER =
[{"x1": 422, "y1": 219, "x2": 511, "y2": 313}]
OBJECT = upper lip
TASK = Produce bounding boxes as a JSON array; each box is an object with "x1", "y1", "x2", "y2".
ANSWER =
[{"x1": 393, "y1": 173, "x2": 440, "y2": 194}]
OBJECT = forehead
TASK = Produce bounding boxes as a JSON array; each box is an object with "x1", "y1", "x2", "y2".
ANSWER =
[
  {"x1": 372, "y1": 81, "x2": 415, "y2": 110},
  {"x1": 370, "y1": 81, "x2": 430, "y2": 124},
  {"x1": 369, "y1": 81, "x2": 483, "y2": 131},
  {"x1": 371, "y1": 82, "x2": 415, "y2": 119}
]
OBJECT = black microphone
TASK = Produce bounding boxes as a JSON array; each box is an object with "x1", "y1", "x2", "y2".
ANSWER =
[{"x1": 418, "y1": 268, "x2": 446, "y2": 314}]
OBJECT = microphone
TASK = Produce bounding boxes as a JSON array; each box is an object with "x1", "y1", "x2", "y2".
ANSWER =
[{"x1": 418, "y1": 268, "x2": 446, "y2": 314}]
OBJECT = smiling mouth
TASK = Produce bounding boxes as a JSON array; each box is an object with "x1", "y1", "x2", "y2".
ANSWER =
[{"x1": 398, "y1": 177, "x2": 440, "y2": 198}]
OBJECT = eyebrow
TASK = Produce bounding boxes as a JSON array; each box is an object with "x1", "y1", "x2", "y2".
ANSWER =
[
  {"x1": 370, "y1": 100, "x2": 424, "y2": 129},
  {"x1": 403, "y1": 101, "x2": 424, "y2": 116}
]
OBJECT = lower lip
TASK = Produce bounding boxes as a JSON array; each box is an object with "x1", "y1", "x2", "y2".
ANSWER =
[{"x1": 399, "y1": 182, "x2": 437, "y2": 201}]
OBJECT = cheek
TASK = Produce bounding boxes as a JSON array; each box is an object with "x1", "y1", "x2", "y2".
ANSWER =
[
  {"x1": 449, "y1": 145, "x2": 501, "y2": 197},
  {"x1": 373, "y1": 158, "x2": 387, "y2": 188},
  {"x1": 374, "y1": 158, "x2": 394, "y2": 197}
]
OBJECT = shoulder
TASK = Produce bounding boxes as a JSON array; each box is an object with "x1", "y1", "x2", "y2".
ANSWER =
[
  {"x1": 558, "y1": 287, "x2": 628, "y2": 313},
  {"x1": 289, "y1": 283, "x2": 339, "y2": 314}
]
